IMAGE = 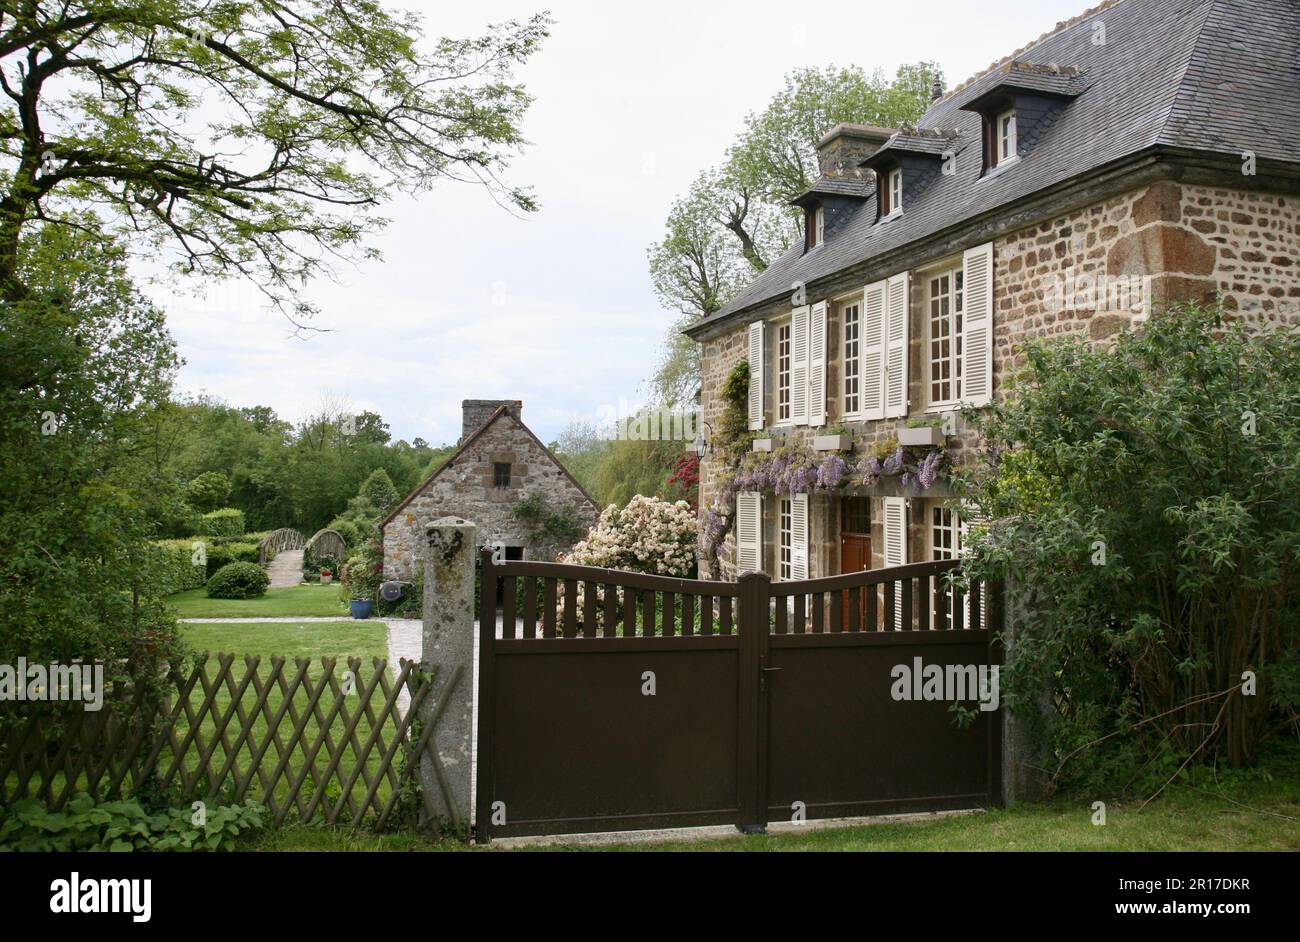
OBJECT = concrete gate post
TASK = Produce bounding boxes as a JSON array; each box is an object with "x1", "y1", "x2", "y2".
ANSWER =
[
  {"x1": 420, "y1": 516, "x2": 477, "y2": 829},
  {"x1": 1000, "y1": 572, "x2": 1051, "y2": 804}
]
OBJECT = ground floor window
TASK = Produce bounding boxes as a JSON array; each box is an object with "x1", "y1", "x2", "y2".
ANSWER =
[
  {"x1": 931, "y1": 503, "x2": 960, "y2": 629},
  {"x1": 779, "y1": 497, "x2": 792, "y2": 580}
]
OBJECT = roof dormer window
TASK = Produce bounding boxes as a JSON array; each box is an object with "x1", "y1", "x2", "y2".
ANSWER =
[
  {"x1": 805, "y1": 204, "x2": 825, "y2": 250},
  {"x1": 876, "y1": 167, "x2": 903, "y2": 219},
  {"x1": 996, "y1": 109, "x2": 1017, "y2": 165}
]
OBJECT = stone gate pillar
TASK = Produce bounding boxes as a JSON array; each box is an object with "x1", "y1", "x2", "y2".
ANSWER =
[{"x1": 420, "y1": 515, "x2": 477, "y2": 829}]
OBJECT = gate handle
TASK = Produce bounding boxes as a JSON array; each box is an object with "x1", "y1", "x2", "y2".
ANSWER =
[{"x1": 761, "y1": 666, "x2": 783, "y2": 672}]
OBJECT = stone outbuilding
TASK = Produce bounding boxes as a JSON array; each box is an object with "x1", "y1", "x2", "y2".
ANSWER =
[{"x1": 380, "y1": 400, "x2": 600, "y2": 580}]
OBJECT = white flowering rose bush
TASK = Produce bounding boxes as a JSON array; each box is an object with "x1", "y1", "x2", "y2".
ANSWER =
[{"x1": 562, "y1": 495, "x2": 699, "y2": 577}]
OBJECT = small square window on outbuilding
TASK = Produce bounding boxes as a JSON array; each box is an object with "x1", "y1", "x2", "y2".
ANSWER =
[{"x1": 493, "y1": 462, "x2": 511, "y2": 488}]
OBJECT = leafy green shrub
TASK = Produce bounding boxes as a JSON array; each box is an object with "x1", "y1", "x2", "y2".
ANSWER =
[
  {"x1": 329, "y1": 518, "x2": 363, "y2": 548},
  {"x1": 206, "y1": 561, "x2": 270, "y2": 599},
  {"x1": 301, "y1": 546, "x2": 342, "y2": 583},
  {"x1": 0, "y1": 794, "x2": 265, "y2": 852},
  {"x1": 511, "y1": 491, "x2": 588, "y2": 559},
  {"x1": 203, "y1": 541, "x2": 260, "y2": 578},
  {"x1": 198, "y1": 508, "x2": 246, "y2": 539},
  {"x1": 185, "y1": 471, "x2": 232, "y2": 513},
  {"x1": 340, "y1": 538, "x2": 384, "y2": 603},
  {"x1": 150, "y1": 539, "x2": 206, "y2": 595},
  {"x1": 960, "y1": 303, "x2": 1300, "y2": 791}
]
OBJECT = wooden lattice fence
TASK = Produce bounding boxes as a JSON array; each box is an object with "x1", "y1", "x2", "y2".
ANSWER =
[{"x1": 0, "y1": 655, "x2": 462, "y2": 829}]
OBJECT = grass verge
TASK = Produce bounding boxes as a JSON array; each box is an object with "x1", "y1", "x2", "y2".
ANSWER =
[{"x1": 166, "y1": 585, "x2": 350, "y2": 618}]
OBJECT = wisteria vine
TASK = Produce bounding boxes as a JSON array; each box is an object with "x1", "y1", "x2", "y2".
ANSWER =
[{"x1": 700, "y1": 442, "x2": 952, "y2": 560}]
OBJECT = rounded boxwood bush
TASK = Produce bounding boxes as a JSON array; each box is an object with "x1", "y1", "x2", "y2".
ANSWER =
[{"x1": 206, "y1": 561, "x2": 270, "y2": 599}]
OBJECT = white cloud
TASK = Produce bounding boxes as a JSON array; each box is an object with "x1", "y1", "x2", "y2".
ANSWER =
[{"x1": 150, "y1": 0, "x2": 1087, "y2": 444}]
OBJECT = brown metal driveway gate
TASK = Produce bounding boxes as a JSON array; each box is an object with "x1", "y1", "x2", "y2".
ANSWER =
[{"x1": 475, "y1": 550, "x2": 1001, "y2": 840}]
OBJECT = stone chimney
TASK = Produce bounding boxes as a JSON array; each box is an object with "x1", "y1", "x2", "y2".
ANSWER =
[
  {"x1": 815, "y1": 124, "x2": 897, "y2": 179},
  {"x1": 931, "y1": 76, "x2": 944, "y2": 101},
  {"x1": 461, "y1": 399, "x2": 522, "y2": 444}
]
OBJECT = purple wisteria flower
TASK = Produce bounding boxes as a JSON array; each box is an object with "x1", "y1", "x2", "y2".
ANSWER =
[
  {"x1": 816, "y1": 454, "x2": 848, "y2": 490},
  {"x1": 861, "y1": 456, "x2": 882, "y2": 487},
  {"x1": 915, "y1": 449, "x2": 946, "y2": 490},
  {"x1": 881, "y1": 447, "x2": 905, "y2": 476}
]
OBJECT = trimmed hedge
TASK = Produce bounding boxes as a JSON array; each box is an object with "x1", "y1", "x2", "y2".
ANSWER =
[
  {"x1": 206, "y1": 561, "x2": 269, "y2": 599},
  {"x1": 198, "y1": 508, "x2": 246, "y2": 540},
  {"x1": 204, "y1": 540, "x2": 259, "y2": 578},
  {"x1": 151, "y1": 539, "x2": 207, "y2": 595}
]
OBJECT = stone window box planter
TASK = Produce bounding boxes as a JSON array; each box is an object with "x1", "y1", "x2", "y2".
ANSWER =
[
  {"x1": 897, "y1": 425, "x2": 946, "y2": 447},
  {"x1": 752, "y1": 438, "x2": 775, "y2": 452},
  {"x1": 813, "y1": 434, "x2": 852, "y2": 452}
]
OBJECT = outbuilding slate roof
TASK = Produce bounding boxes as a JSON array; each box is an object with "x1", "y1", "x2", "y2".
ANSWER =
[{"x1": 687, "y1": 0, "x2": 1300, "y2": 333}]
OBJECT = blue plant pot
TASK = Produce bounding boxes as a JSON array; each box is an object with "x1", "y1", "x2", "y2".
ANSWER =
[{"x1": 350, "y1": 599, "x2": 374, "y2": 620}]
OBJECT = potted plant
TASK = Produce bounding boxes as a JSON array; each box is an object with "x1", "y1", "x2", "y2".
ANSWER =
[
  {"x1": 813, "y1": 425, "x2": 852, "y2": 452},
  {"x1": 898, "y1": 418, "x2": 947, "y2": 447},
  {"x1": 320, "y1": 568, "x2": 333, "y2": 585},
  {"x1": 350, "y1": 597, "x2": 374, "y2": 619}
]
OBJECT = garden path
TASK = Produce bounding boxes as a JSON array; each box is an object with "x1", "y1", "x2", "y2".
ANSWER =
[{"x1": 266, "y1": 549, "x2": 304, "y2": 587}]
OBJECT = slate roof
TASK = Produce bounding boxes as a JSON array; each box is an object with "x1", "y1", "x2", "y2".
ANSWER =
[
  {"x1": 688, "y1": 0, "x2": 1300, "y2": 332},
  {"x1": 861, "y1": 129, "x2": 964, "y2": 167},
  {"x1": 793, "y1": 175, "x2": 876, "y2": 202}
]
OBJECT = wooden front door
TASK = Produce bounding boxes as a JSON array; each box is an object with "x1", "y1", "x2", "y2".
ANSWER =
[{"x1": 840, "y1": 498, "x2": 872, "y2": 629}]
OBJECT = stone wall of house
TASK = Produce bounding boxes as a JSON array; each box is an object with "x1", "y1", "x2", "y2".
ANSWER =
[
  {"x1": 697, "y1": 182, "x2": 1300, "y2": 581},
  {"x1": 382, "y1": 416, "x2": 598, "y2": 581}
]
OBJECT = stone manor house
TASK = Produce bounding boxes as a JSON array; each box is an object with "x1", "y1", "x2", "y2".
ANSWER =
[
  {"x1": 686, "y1": 0, "x2": 1300, "y2": 583},
  {"x1": 381, "y1": 400, "x2": 598, "y2": 580}
]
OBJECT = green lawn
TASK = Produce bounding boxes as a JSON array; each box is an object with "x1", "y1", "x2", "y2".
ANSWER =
[
  {"x1": 235, "y1": 775, "x2": 1300, "y2": 852},
  {"x1": 166, "y1": 584, "x2": 349, "y2": 618},
  {"x1": 162, "y1": 618, "x2": 399, "y2": 826},
  {"x1": 181, "y1": 621, "x2": 387, "y2": 662}
]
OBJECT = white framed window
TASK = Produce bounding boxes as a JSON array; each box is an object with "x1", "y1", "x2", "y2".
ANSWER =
[
  {"x1": 842, "y1": 300, "x2": 862, "y2": 416},
  {"x1": 931, "y1": 502, "x2": 987, "y2": 630},
  {"x1": 779, "y1": 497, "x2": 792, "y2": 581},
  {"x1": 888, "y1": 168, "x2": 902, "y2": 214},
  {"x1": 927, "y1": 266, "x2": 965, "y2": 407},
  {"x1": 931, "y1": 503, "x2": 960, "y2": 630},
  {"x1": 814, "y1": 206, "x2": 825, "y2": 245},
  {"x1": 776, "y1": 320, "x2": 791, "y2": 423},
  {"x1": 997, "y1": 109, "x2": 1017, "y2": 164}
]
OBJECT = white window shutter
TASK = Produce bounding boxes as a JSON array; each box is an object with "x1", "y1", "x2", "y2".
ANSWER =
[
  {"x1": 884, "y1": 496, "x2": 908, "y2": 628},
  {"x1": 962, "y1": 242, "x2": 994, "y2": 407},
  {"x1": 747, "y1": 321, "x2": 765, "y2": 431},
  {"x1": 862, "y1": 280, "x2": 887, "y2": 421},
  {"x1": 790, "y1": 305, "x2": 809, "y2": 425},
  {"x1": 790, "y1": 493, "x2": 809, "y2": 580},
  {"x1": 735, "y1": 492, "x2": 762, "y2": 574},
  {"x1": 884, "y1": 272, "x2": 910, "y2": 418},
  {"x1": 808, "y1": 301, "x2": 827, "y2": 426}
]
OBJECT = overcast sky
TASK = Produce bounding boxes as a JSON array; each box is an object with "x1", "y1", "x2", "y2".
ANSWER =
[{"x1": 157, "y1": 0, "x2": 1089, "y2": 446}]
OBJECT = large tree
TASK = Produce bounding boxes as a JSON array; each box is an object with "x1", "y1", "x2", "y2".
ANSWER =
[
  {"x1": 645, "y1": 62, "x2": 940, "y2": 406},
  {"x1": 0, "y1": 1, "x2": 550, "y2": 318},
  {"x1": 0, "y1": 223, "x2": 181, "y2": 661}
]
